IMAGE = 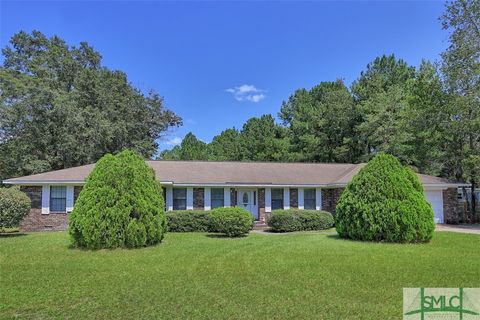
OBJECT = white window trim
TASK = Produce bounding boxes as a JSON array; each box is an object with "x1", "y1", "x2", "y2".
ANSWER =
[
  {"x1": 265, "y1": 188, "x2": 272, "y2": 213},
  {"x1": 204, "y1": 187, "x2": 211, "y2": 211},
  {"x1": 224, "y1": 187, "x2": 231, "y2": 207},
  {"x1": 186, "y1": 187, "x2": 194, "y2": 210},
  {"x1": 166, "y1": 187, "x2": 173, "y2": 211},
  {"x1": 283, "y1": 187, "x2": 290, "y2": 210},
  {"x1": 298, "y1": 188, "x2": 304, "y2": 210},
  {"x1": 41, "y1": 185, "x2": 50, "y2": 214},
  {"x1": 315, "y1": 188, "x2": 322, "y2": 210}
]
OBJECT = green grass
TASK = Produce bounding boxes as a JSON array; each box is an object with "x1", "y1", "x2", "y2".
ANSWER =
[{"x1": 1, "y1": 231, "x2": 479, "y2": 319}]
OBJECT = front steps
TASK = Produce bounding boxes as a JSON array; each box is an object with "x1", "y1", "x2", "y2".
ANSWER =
[{"x1": 253, "y1": 220, "x2": 269, "y2": 231}]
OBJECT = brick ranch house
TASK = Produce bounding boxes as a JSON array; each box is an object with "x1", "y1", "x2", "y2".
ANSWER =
[{"x1": 2, "y1": 161, "x2": 467, "y2": 232}]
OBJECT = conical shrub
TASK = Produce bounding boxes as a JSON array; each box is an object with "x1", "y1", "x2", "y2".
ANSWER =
[
  {"x1": 69, "y1": 150, "x2": 166, "y2": 249},
  {"x1": 335, "y1": 153, "x2": 435, "y2": 243}
]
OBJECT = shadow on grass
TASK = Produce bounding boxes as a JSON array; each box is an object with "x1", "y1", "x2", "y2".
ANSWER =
[
  {"x1": 0, "y1": 232, "x2": 27, "y2": 238},
  {"x1": 205, "y1": 233, "x2": 247, "y2": 239}
]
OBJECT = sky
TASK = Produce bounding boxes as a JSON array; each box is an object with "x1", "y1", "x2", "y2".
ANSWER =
[{"x1": 0, "y1": 1, "x2": 449, "y2": 154}]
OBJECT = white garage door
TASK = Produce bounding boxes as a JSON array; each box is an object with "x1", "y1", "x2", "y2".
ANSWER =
[{"x1": 424, "y1": 191, "x2": 444, "y2": 223}]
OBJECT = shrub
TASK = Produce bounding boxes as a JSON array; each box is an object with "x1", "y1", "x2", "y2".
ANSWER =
[
  {"x1": 0, "y1": 187, "x2": 31, "y2": 231},
  {"x1": 69, "y1": 150, "x2": 166, "y2": 249},
  {"x1": 209, "y1": 207, "x2": 253, "y2": 237},
  {"x1": 166, "y1": 210, "x2": 213, "y2": 232},
  {"x1": 335, "y1": 153, "x2": 435, "y2": 243},
  {"x1": 267, "y1": 209, "x2": 334, "y2": 232}
]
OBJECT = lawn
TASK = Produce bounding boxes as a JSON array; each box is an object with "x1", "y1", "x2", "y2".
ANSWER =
[{"x1": 1, "y1": 231, "x2": 479, "y2": 319}]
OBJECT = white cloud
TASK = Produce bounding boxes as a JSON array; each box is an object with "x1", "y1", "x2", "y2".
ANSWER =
[
  {"x1": 166, "y1": 137, "x2": 182, "y2": 146},
  {"x1": 226, "y1": 84, "x2": 266, "y2": 102}
]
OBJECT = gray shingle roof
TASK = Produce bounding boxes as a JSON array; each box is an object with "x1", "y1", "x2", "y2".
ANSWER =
[{"x1": 2, "y1": 160, "x2": 460, "y2": 187}]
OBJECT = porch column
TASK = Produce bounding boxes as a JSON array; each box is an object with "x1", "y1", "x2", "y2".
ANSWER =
[
  {"x1": 66, "y1": 186, "x2": 74, "y2": 212},
  {"x1": 298, "y1": 188, "x2": 304, "y2": 210},
  {"x1": 315, "y1": 187, "x2": 322, "y2": 210},
  {"x1": 283, "y1": 188, "x2": 290, "y2": 210},
  {"x1": 41, "y1": 185, "x2": 50, "y2": 214},
  {"x1": 166, "y1": 187, "x2": 173, "y2": 211},
  {"x1": 204, "y1": 187, "x2": 211, "y2": 210},
  {"x1": 186, "y1": 187, "x2": 194, "y2": 210},
  {"x1": 265, "y1": 187, "x2": 272, "y2": 212},
  {"x1": 224, "y1": 187, "x2": 231, "y2": 207}
]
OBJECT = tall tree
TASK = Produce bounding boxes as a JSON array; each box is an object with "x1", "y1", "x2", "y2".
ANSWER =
[
  {"x1": 351, "y1": 54, "x2": 416, "y2": 161},
  {"x1": 158, "y1": 132, "x2": 207, "y2": 160},
  {"x1": 441, "y1": 0, "x2": 480, "y2": 218},
  {"x1": 238, "y1": 114, "x2": 290, "y2": 161},
  {"x1": 208, "y1": 128, "x2": 242, "y2": 161},
  {"x1": 280, "y1": 80, "x2": 360, "y2": 163},
  {"x1": 0, "y1": 31, "x2": 181, "y2": 180}
]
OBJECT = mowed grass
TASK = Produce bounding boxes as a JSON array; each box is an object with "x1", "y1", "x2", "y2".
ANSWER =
[{"x1": 1, "y1": 231, "x2": 479, "y2": 319}]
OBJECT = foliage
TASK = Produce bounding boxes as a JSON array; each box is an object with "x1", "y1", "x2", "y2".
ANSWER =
[
  {"x1": 0, "y1": 31, "x2": 181, "y2": 181},
  {"x1": 69, "y1": 150, "x2": 166, "y2": 249},
  {"x1": 0, "y1": 187, "x2": 31, "y2": 230},
  {"x1": 160, "y1": 132, "x2": 208, "y2": 160},
  {"x1": 209, "y1": 207, "x2": 253, "y2": 237},
  {"x1": 279, "y1": 80, "x2": 361, "y2": 163},
  {"x1": 166, "y1": 210, "x2": 213, "y2": 232},
  {"x1": 267, "y1": 209, "x2": 334, "y2": 232},
  {"x1": 335, "y1": 153, "x2": 435, "y2": 243},
  {"x1": 207, "y1": 128, "x2": 243, "y2": 161}
]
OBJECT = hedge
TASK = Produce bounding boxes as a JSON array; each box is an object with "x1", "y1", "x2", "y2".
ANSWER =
[
  {"x1": 69, "y1": 150, "x2": 166, "y2": 249},
  {"x1": 166, "y1": 210, "x2": 213, "y2": 232},
  {"x1": 209, "y1": 207, "x2": 253, "y2": 237},
  {"x1": 0, "y1": 187, "x2": 31, "y2": 231},
  {"x1": 267, "y1": 209, "x2": 334, "y2": 232},
  {"x1": 335, "y1": 153, "x2": 435, "y2": 243}
]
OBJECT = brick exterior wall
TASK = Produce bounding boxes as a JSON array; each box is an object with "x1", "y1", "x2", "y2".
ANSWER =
[
  {"x1": 74, "y1": 186, "x2": 83, "y2": 203},
  {"x1": 442, "y1": 187, "x2": 468, "y2": 224},
  {"x1": 19, "y1": 186, "x2": 69, "y2": 232},
  {"x1": 258, "y1": 188, "x2": 266, "y2": 221},
  {"x1": 230, "y1": 188, "x2": 237, "y2": 207},
  {"x1": 289, "y1": 188, "x2": 298, "y2": 208},
  {"x1": 321, "y1": 188, "x2": 344, "y2": 215},
  {"x1": 193, "y1": 188, "x2": 204, "y2": 210}
]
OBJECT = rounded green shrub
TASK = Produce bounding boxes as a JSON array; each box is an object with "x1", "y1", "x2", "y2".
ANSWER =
[
  {"x1": 69, "y1": 150, "x2": 166, "y2": 249},
  {"x1": 0, "y1": 187, "x2": 31, "y2": 231},
  {"x1": 335, "y1": 153, "x2": 435, "y2": 243},
  {"x1": 209, "y1": 207, "x2": 253, "y2": 237},
  {"x1": 267, "y1": 209, "x2": 334, "y2": 232},
  {"x1": 166, "y1": 210, "x2": 213, "y2": 232}
]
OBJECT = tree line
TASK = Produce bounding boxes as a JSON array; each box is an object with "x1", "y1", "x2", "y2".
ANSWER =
[{"x1": 159, "y1": 0, "x2": 479, "y2": 215}]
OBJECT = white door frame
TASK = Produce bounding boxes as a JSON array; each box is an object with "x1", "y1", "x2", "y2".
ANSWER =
[{"x1": 236, "y1": 189, "x2": 258, "y2": 220}]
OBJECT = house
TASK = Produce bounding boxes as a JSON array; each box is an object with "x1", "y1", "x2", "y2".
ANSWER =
[{"x1": 2, "y1": 161, "x2": 467, "y2": 232}]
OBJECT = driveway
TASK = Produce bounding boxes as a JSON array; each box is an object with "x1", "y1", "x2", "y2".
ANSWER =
[{"x1": 436, "y1": 224, "x2": 480, "y2": 235}]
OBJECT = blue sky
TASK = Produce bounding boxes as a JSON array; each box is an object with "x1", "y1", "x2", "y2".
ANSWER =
[{"x1": 0, "y1": 1, "x2": 448, "y2": 153}]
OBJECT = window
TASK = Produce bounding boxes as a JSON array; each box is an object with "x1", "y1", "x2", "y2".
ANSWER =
[
  {"x1": 271, "y1": 188, "x2": 284, "y2": 210},
  {"x1": 211, "y1": 188, "x2": 224, "y2": 209},
  {"x1": 304, "y1": 188, "x2": 316, "y2": 210},
  {"x1": 50, "y1": 186, "x2": 66, "y2": 212},
  {"x1": 173, "y1": 188, "x2": 187, "y2": 210}
]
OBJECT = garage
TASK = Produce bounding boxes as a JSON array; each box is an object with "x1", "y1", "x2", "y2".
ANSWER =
[{"x1": 424, "y1": 190, "x2": 444, "y2": 223}]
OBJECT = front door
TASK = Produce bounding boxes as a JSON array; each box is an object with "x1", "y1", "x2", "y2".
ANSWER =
[{"x1": 237, "y1": 189, "x2": 258, "y2": 220}]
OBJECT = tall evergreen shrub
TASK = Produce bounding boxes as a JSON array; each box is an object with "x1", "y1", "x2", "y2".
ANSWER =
[
  {"x1": 69, "y1": 150, "x2": 166, "y2": 249},
  {"x1": 335, "y1": 153, "x2": 435, "y2": 243}
]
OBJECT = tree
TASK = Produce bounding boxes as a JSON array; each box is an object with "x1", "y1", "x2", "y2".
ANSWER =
[
  {"x1": 336, "y1": 153, "x2": 435, "y2": 243},
  {"x1": 158, "y1": 132, "x2": 208, "y2": 160},
  {"x1": 441, "y1": 0, "x2": 480, "y2": 219},
  {"x1": 208, "y1": 128, "x2": 242, "y2": 161},
  {"x1": 280, "y1": 80, "x2": 361, "y2": 163},
  {"x1": 0, "y1": 187, "x2": 31, "y2": 231},
  {"x1": 238, "y1": 114, "x2": 290, "y2": 161},
  {"x1": 0, "y1": 31, "x2": 182, "y2": 181},
  {"x1": 351, "y1": 55, "x2": 416, "y2": 160},
  {"x1": 69, "y1": 150, "x2": 166, "y2": 249}
]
